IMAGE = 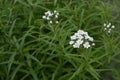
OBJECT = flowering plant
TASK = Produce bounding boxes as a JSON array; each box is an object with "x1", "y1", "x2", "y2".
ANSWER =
[
  {"x1": 42, "y1": 10, "x2": 59, "y2": 24},
  {"x1": 69, "y1": 30, "x2": 95, "y2": 48},
  {"x1": 103, "y1": 23, "x2": 115, "y2": 33},
  {"x1": 0, "y1": 0, "x2": 120, "y2": 80}
]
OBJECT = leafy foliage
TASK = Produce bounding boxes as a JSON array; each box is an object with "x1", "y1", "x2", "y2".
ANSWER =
[{"x1": 0, "y1": 0, "x2": 120, "y2": 80}]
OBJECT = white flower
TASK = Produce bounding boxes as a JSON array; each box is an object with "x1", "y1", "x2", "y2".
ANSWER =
[
  {"x1": 74, "y1": 33, "x2": 79, "y2": 36},
  {"x1": 77, "y1": 30, "x2": 85, "y2": 35},
  {"x1": 104, "y1": 23, "x2": 106, "y2": 26},
  {"x1": 69, "y1": 30, "x2": 94, "y2": 49},
  {"x1": 42, "y1": 16, "x2": 46, "y2": 19},
  {"x1": 54, "y1": 10, "x2": 57, "y2": 13},
  {"x1": 55, "y1": 15, "x2": 58, "y2": 18},
  {"x1": 108, "y1": 29, "x2": 111, "y2": 33},
  {"x1": 69, "y1": 41, "x2": 74, "y2": 45},
  {"x1": 111, "y1": 25, "x2": 115, "y2": 28},
  {"x1": 45, "y1": 12, "x2": 48, "y2": 15},
  {"x1": 88, "y1": 37, "x2": 94, "y2": 42},
  {"x1": 103, "y1": 23, "x2": 115, "y2": 33},
  {"x1": 84, "y1": 35, "x2": 89, "y2": 39},
  {"x1": 73, "y1": 43, "x2": 80, "y2": 48},
  {"x1": 108, "y1": 23, "x2": 111, "y2": 26},
  {"x1": 104, "y1": 28, "x2": 107, "y2": 31},
  {"x1": 76, "y1": 40, "x2": 83, "y2": 45},
  {"x1": 77, "y1": 35, "x2": 84, "y2": 40},
  {"x1": 107, "y1": 24, "x2": 110, "y2": 28},
  {"x1": 56, "y1": 12, "x2": 59, "y2": 15},
  {"x1": 49, "y1": 21, "x2": 52, "y2": 24},
  {"x1": 43, "y1": 10, "x2": 59, "y2": 24},
  {"x1": 70, "y1": 35, "x2": 77, "y2": 40},
  {"x1": 47, "y1": 11, "x2": 51, "y2": 14},
  {"x1": 84, "y1": 32, "x2": 88, "y2": 36},
  {"x1": 49, "y1": 13, "x2": 53, "y2": 16},
  {"x1": 56, "y1": 21, "x2": 59, "y2": 24},
  {"x1": 46, "y1": 17, "x2": 50, "y2": 20},
  {"x1": 92, "y1": 43, "x2": 95, "y2": 46},
  {"x1": 83, "y1": 42, "x2": 90, "y2": 49}
]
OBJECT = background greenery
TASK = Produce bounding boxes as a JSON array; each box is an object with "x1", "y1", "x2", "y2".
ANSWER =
[{"x1": 0, "y1": 0, "x2": 120, "y2": 80}]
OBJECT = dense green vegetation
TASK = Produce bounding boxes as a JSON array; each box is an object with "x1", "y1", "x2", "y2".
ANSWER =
[{"x1": 0, "y1": 0, "x2": 120, "y2": 80}]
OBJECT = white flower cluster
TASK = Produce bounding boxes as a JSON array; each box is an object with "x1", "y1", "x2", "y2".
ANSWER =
[
  {"x1": 42, "y1": 10, "x2": 59, "y2": 24},
  {"x1": 104, "y1": 23, "x2": 115, "y2": 33},
  {"x1": 69, "y1": 30, "x2": 95, "y2": 49}
]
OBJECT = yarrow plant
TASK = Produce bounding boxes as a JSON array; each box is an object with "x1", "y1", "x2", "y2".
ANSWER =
[
  {"x1": 1, "y1": 0, "x2": 120, "y2": 80},
  {"x1": 42, "y1": 10, "x2": 59, "y2": 24},
  {"x1": 69, "y1": 30, "x2": 95, "y2": 49},
  {"x1": 103, "y1": 23, "x2": 115, "y2": 33}
]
